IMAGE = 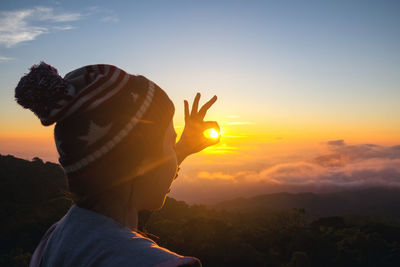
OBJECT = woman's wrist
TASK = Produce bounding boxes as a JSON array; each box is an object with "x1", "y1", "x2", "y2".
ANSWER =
[{"x1": 175, "y1": 141, "x2": 190, "y2": 165}]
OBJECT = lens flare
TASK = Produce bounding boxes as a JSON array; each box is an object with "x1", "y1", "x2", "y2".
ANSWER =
[{"x1": 204, "y1": 128, "x2": 220, "y2": 139}]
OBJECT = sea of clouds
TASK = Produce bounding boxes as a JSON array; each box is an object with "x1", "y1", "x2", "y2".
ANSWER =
[{"x1": 171, "y1": 140, "x2": 400, "y2": 204}]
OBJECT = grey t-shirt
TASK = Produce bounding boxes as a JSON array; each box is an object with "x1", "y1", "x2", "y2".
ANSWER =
[{"x1": 30, "y1": 205, "x2": 201, "y2": 267}]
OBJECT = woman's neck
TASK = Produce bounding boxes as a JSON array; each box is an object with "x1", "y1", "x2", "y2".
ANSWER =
[
  {"x1": 118, "y1": 207, "x2": 139, "y2": 231},
  {"x1": 90, "y1": 199, "x2": 139, "y2": 231}
]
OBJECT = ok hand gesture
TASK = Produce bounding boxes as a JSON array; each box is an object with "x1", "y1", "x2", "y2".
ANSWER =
[{"x1": 176, "y1": 93, "x2": 220, "y2": 164}]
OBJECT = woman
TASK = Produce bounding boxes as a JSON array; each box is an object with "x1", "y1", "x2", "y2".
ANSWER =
[{"x1": 15, "y1": 62, "x2": 220, "y2": 267}]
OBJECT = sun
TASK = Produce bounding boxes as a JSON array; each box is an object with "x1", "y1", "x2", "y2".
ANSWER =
[{"x1": 204, "y1": 128, "x2": 220, "y2": 139}]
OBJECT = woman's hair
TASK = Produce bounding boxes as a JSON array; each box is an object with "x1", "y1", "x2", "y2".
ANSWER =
[{"x1": 15, "y1": 62, "x2": 175, "y2": 208}]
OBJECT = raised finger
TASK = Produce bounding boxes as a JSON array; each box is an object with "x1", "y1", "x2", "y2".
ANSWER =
[
  {"x1": 184, "y1": 100, "x2": 189, "y2": 123},
  {"x1": 191, "y1": 92, "x2": 201, "y2": 116},
  {"x1": 198, "y1": 95, "x2": 217, "y2": 119}
]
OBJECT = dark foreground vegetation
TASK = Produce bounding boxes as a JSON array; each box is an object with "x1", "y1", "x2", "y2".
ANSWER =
[{"x1": 1, "y1": 154, "x2": 400, "y2": 266}]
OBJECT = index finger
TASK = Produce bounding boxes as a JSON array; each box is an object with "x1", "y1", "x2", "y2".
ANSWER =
[
  {"x1": 191, "y1": 92, "x2": 201, "y2": 116},
  {"x1": 198, "y1": 95, "x2": 217, "y2": 119}
]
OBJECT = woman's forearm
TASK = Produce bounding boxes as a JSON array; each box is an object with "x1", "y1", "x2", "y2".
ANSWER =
[{"x1": 175, "y1": 141, "x2": 190, "y2": 165}]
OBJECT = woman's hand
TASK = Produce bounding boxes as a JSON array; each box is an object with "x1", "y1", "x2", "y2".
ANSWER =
[{"x1": 176, "y1": 93, "x2": 220, "y2": 165}]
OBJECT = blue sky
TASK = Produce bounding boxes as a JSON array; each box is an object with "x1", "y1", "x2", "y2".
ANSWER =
[
  {"x1": 1, "y1": 1, "x2": 399, "y2": 129},
  {"x1": 1, "y1": 0, "x2": 400, "y2": 203},
  {"x1": 0, "y1": 0, "x2": 399, "y2": 143}
]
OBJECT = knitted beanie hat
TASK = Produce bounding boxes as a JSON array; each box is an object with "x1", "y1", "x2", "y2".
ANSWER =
[{"x1": 15, "y1": 62, "x2": 175, "y2": 196}]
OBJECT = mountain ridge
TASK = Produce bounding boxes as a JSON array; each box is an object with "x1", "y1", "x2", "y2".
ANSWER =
[
  {"x1": 2, "y1": 154, "x2": 400, "y2": 219},
  {"x1": 213, "y1": 187, "x2": 400, "y2": 218}
]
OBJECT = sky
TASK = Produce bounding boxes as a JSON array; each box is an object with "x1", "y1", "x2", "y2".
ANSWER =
[{"x1": 0, "y1": 0, "x2": 399, "y2": 204}]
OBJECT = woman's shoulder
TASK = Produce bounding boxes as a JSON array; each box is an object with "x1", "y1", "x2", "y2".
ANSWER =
[
  {"x1": 101, "y1": 222, "x2": 201, "y2": 266},
  {"x1": 42, "y1": 205, "x2": 201, "y2": 267},
  {"x1": 111, "y1": 232, "x2": 202, "y2": 267}
]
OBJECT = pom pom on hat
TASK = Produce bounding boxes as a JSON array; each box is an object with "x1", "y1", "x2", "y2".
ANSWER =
[{"x1": 15, "y1": 61, "x2": 73, "y2": 126}]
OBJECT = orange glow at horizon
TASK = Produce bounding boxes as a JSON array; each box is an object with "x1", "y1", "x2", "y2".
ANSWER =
[{"x1": 1, "y1": 112, "x2": 400, "y2": 164}]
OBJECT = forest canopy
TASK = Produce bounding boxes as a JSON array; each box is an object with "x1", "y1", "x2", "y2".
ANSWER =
[{"x1": 1, "y1": 154, "x2": 400, "y2": 267}]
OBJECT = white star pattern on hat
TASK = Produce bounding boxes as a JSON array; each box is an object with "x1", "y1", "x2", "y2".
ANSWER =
[
  {"x1": 61, "y1": 78, "x2": 157, "y2": 173},
  {"x1": 79, "y1": 121, "x2": 112, "y2": 146}
]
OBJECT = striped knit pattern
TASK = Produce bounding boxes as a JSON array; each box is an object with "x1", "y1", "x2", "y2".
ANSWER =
[
  {"x1": 52, "y1": 64, "x2": 174, "y2": 176},
  {"x1": 44, "y1": 65, "x2": 130, "y2": 125},
  {"x1": 62, "y1": 81, "x2": 155, "y2": 173}
]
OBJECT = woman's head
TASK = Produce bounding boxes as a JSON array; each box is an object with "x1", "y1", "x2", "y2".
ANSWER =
[{"x1": 15, "y1": 62, "x2": 177, "y2": 211}]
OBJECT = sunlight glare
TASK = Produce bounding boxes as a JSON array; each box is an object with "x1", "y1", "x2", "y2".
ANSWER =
[{"x1": 204, "y1": 128, "x2": 220, "y2": 139}]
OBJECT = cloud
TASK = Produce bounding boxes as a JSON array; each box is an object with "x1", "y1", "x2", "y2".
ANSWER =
[
  {"x1": 327, "y1": 139, "x2": 345, "y2": 146},
  {"x1": 0, "y1": 7, "x2": 81, "y2": 47},
  {"x1": 314, "y1": 141, "x2": 400, "y2": 167},
  {"x1": 0, "y1": 56, "x2": 15, "y2": 62},
  {"x1": 252, "y1": 141, "x2": 400, "y2": 186},
  {"x1": 227, "y1": 122, "x2": 255, "y2": 125},
  {"x1": 32, "y1": 7, "x2": 81, "y2": 22},
  {"x1": 198, "y1": 171, "x2": 234, "y2": 180},
  {"x1": 85, "y1": 6, "x2": 119, "y2": 23},
  {"x1": 51, "y1": 25, "x2": 76, "y2": 31},
  {"x1": 170, "y1": 140, "x2": 400, "y2": 203}
]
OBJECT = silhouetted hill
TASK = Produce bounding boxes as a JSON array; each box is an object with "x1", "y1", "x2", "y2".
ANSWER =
[
  {"x1": 2, "y1": 154, "x2": 400, "y2": 266},
  {"x1": 0, "y1": 154, "x2": 70, "y2": 223},
  {"x1": 0, "y1": 154, "x2": 71, "y2": 266},
  {"x1": 214, "y1": 188, "x2": 400, "y2": 219}
]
